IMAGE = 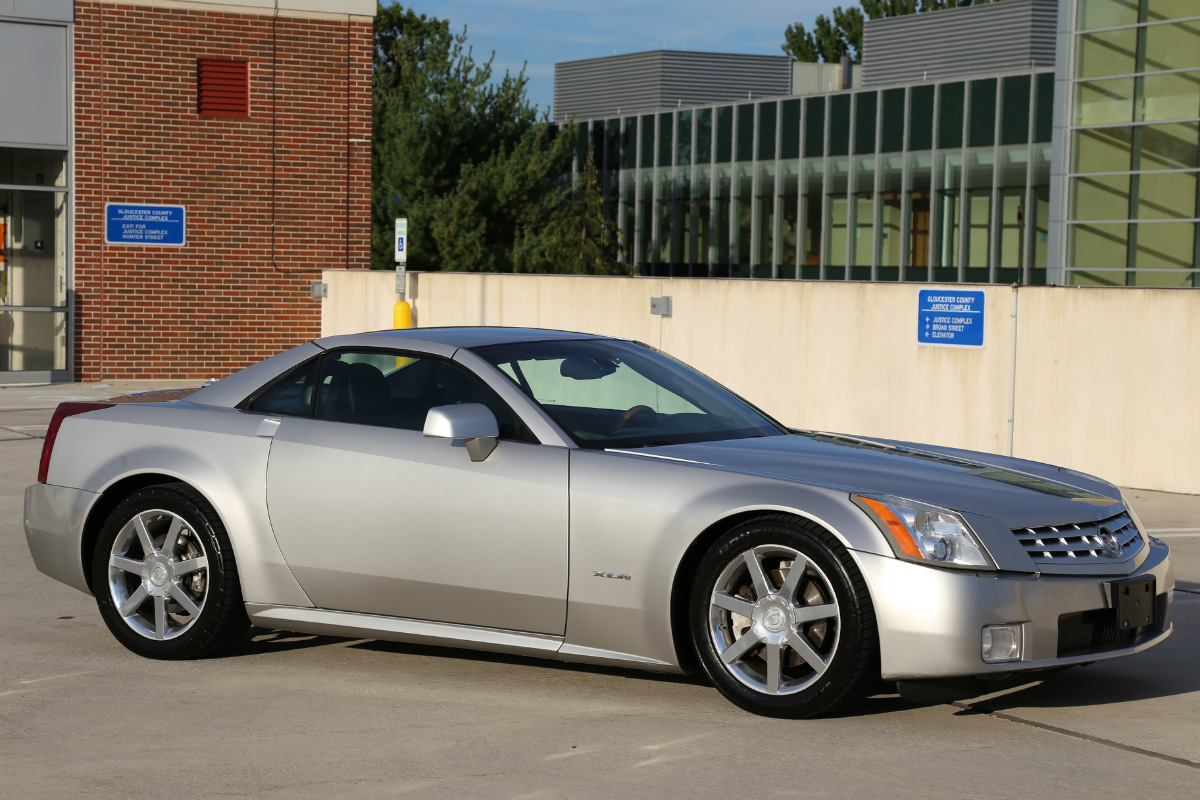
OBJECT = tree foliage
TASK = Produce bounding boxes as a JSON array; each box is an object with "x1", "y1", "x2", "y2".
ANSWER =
[
  {"x1": 371, "y1": 2, "x2": 623, "y2": 274},
  {"x1": 783, "y1": 0, "x2": 1004, "y2": 64},
  {"x1": 513, "y1": 151, "x2": 628, "y2": 276}
]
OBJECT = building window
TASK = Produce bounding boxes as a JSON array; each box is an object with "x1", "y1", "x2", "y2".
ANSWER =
[
  {"x1": 1, "y1": 148, "x2": 69, "y2": 374},
  {"x1": 1065, "y1": 1, "x2": 1200, "y2": 287},
  {"x1": 197, "y1": 60, "x2": 249, "y2": 118}
]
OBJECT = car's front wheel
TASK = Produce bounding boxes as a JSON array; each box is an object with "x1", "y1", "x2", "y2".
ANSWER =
[
  {"x1": 690, "y1": 515, "x2": 877, "y2": 717},
  {"x1": 93, "y1": 484, "x2": 249, "y2": 659}
]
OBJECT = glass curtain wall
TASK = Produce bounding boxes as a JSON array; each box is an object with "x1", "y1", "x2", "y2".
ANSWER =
[
  {"x1": 1067, "y1": 0, "x2": 1200, "y2": 286},
  {"x1": 573, "y1": 69, "x2": 1054, "y2": 284},
  {"x1": 1, "y1": 148, "x2": 69, "y2": 375}
]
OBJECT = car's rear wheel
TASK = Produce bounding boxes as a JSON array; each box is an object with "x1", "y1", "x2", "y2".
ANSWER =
[
  {"x1": 690, "y1": 515, "x2": 877, "y2": 717},
  {"x1": 93, "y1": 484, "x2": 249, "y2": 659}
]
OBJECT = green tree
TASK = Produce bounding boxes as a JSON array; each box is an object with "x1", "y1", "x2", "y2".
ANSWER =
[
  {"x1": 371, "y1": 3, "x2": 569, "y2": 271},
  {"x1": 783, "y1": 0, "x2": 1003, "y2": 64},
  {"x1": 512, "y1": 151, "x2": 628, "y2": 276},
  {"x1": 426, "y1": 127, "x2": 578, "y2": 273}
]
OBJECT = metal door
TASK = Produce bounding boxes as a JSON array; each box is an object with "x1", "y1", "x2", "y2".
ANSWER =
[{"x1": 264, "y1": 416, "x2": 570, "y2": 636}]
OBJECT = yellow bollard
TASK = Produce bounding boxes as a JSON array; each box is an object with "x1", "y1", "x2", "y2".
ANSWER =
[
  {"x1": 393, "y1": 300, "x2": 412, "y2": 330},
  {"x1": 393, "y1": 300, "x2": 414, "y2": 370}
]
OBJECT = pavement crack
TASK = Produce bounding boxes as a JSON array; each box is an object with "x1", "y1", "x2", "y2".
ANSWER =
[{"x1": 952, "y1": 702, "x2": 1200, "y2": 770}]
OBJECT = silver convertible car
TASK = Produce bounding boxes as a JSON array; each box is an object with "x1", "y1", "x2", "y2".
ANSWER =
[{"x1": 25, "y1": 327, "x2": 1173, "y2": 717}]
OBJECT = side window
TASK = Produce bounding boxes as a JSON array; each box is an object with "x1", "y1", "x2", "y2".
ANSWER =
[
  {"x1": 312, "y1": 349, "x2": 535, "y2": 441},
  {"x1": 247, "y1": 358, "x2": 319, "y2": 417}
]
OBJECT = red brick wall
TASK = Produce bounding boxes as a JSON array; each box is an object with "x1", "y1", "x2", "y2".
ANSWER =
[{"x1": 73, "y1": 2, "x2": 372, "y2": 380}]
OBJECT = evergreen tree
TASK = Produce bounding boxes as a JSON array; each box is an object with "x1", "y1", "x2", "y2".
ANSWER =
[
  {"x1": 426, "y1": 128, "x2": 577, "y2": 273},
  {"x1": 513, "y1": 151, "x2": 628, "y2": 276},
  {"x1": 371, "y1": 3, "x2": 567, "y2": 271},
  {"x1": 783, "y1": 0, "x2": 1003, "y2": 64}
]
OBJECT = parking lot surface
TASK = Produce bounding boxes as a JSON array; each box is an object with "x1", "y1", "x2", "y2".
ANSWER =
[{"x1": 2, "y1": 383, "x2": 1198, "y2": 798}]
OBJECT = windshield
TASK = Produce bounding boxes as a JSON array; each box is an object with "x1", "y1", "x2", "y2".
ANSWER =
[{"x1": 472, "y1": 338, "x2": 786, "y2": 449}]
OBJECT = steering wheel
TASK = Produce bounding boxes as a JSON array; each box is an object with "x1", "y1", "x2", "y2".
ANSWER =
[{"x1": 611, "y1": 404, "x2": 658, "y2": 433}]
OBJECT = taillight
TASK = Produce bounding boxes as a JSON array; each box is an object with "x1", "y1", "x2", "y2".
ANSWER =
[{"x1": 37, "y1": 402, "x2": 115, "y2": 484}]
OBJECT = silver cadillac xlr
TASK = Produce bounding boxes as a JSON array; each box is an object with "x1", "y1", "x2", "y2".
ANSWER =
[{"x1": 24, "y1": 327, "x2": 1173, "y2": 717}]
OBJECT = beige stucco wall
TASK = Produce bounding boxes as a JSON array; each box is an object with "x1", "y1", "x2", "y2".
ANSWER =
[
  {"x1": 1010, "y1": 287, "x2": 1199, "y2": 494},
  {"x1": 322, "y1": 270, "x2": 1198, "y2": 494}
]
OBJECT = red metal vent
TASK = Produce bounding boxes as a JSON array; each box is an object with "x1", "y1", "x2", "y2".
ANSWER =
[{"x1": 197, "y1": 59, "x2": 249, "y2": 118}]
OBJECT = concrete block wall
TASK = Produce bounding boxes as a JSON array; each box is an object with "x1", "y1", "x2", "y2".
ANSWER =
[
  {"x1": 322, "y1": 270, "x2": 1199, "y2": 495},
  {"x1": 73, "y1": 1, "x2": 372, "y2": 380}
]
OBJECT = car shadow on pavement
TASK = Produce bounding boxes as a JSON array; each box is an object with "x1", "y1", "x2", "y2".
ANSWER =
[
  {"x1": 347, "y1": 637, "x2": 710, "y2": 686},
  {"x1": 349, "y1": 640, "x2": 932, "y2": 717},
  {"x1": 956, "y1": 652, "x2": 1200, "y2": 713},
  {"x1": 220, "y1": 628, "x2": 360, "y2": 657},
  {"x1": 225, "y1": 626, "x2": 1196, "y2": 717}
]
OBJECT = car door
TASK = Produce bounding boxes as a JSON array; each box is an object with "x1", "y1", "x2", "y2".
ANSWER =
[{"x1": 257, "y1": 348, "x2": 569, "y2": 636}]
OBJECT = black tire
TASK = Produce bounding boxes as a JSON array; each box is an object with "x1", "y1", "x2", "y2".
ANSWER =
[
  {"x1": 689, "y1": 515, "x2": 877, "y2": 718},
  {"x1": 92, "y1": 483, "x2": 249, "y2": 660}
]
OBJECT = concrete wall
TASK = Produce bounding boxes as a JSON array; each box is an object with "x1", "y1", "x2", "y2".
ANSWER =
[{"x1": 322, "y1": 270, "x2": 1199, "y2": 495}]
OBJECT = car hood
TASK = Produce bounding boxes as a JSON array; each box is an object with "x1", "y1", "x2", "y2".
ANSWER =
[{"x1": 616, "y1": 431, "x2": 1122, "y2": 528}]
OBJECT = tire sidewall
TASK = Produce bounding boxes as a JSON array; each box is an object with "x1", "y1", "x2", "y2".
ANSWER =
[
  {"x1": 93, "y1": 486, "x2": 238, "y2": 660},
  {"x1": 690, "y1": 517, "x2": 873, "y2": 718}
]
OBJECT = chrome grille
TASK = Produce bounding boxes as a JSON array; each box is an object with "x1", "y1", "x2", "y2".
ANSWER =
[{"x1": 1014, "y1": 511, "x2": 1142, "y2": 563}]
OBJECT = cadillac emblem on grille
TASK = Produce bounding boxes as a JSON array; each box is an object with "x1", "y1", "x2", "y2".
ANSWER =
[{"x1": 1097, "y1": 526, "x2": 1123, "y2": 558}]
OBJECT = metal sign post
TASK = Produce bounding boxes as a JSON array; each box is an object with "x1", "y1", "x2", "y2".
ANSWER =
[
  {"x1": 394, "y1": 218, "x2": 411, "y2": 328},
  {"x1": 394, "y1": 218, "x2": 408, "y2": 300}
]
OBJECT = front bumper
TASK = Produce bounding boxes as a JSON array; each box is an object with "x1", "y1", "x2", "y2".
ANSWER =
[
  {"x1": 855, "y1": 541, "x2": 1173, "y2": 681},
  {"x1": 24, "y1": 483, "x2": 97, "y2": 596}
]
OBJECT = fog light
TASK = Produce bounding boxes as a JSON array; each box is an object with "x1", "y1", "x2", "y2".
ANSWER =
[{"x1": 981, "y1": 624, "x2": 1023, "y2": 664}]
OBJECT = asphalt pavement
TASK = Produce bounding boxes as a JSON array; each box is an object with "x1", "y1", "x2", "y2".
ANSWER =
[{"x1": 2, "y1": 382, "x2": 1198, "y2": 798}]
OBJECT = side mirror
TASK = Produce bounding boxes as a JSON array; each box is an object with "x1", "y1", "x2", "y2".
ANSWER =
[{"x1": 423, "y1": 403, "x2": 500, "y2": 462}]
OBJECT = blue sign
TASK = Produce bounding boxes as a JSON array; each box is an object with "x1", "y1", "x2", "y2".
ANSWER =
[
  {"x1": 918, "y1": 289, "x2": 985, "y2": 348},
  {"x1": 105, "y1": 203, "x2": 186, "y2": 246},
  {"x1": 395, "y1": 217, "x2": 407, "y2": 262}
]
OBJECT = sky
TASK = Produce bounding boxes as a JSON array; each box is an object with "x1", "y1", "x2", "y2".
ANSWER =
[{"x1": 394, "y1": 1, "x2": 834, "y2": 117}]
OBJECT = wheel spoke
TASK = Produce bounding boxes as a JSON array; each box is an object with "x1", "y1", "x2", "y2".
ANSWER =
[
  {"x1": 110, "y1": 555, "x2": 144, "y2": 575},
  {"x1": 161, "y1": 516, "x2": 185, "y2": 557},
  {"x1": 719, "y1": 630, "x2": 761, "y2": 665},
  {"x1": 154, "y1": 596, "x2": 168, "y2": 639},
  {"x1": 777, "y1": 554, "x2": 809, "y2": 601},
  {"x1": 764, "y1": 642, "x2": 782, "y2": 694},
  {"x1": 793, "y1": 602, "x2": 838, "y2": 625},
  {"x1": 119, "y1": 584, "x2": 149, "y2": 617},
  {"x1": 743, "y1": 550, "x2": 774, "y2": 598},
  {"x1": 171, "y1": 556, "x2": 208, "y2": 577},
  {"x1": 711, "y1": 591, "x2": 756, "y2": 618},
  {"x1": 786, "y1": 628, "x2": 830, "y2": 675},
  {"x1": 168, "y1": 583, "x2": 202, "y2": 617},
  {"x1": 133, "y1": 514, "x2": 156, "y2": 555}
]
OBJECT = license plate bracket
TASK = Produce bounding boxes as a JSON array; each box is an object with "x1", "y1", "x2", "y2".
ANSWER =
[{"x1": 1111, "y1": 576, "x2": 1156, "y2": 630}]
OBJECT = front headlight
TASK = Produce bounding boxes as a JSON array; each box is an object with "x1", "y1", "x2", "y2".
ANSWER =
[{"x1": 852, "y1": 493, "x2": 995, "y2": 570}]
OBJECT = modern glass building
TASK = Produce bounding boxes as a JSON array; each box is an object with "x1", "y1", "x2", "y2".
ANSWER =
[
  {"x1": 1052, "y1": 0, "x2": 1200, "y2": 286},
  {"x1": 561, "y1": 0, "x2": 1199, "y2": 287},
  {"x1": 573, "y1": 70, "x2": 1055, "y2": 284}
]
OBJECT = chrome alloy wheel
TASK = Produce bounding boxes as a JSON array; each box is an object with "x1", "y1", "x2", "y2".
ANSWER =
[
  {"x1": 107, "y1": 509, "x2": 210, "y2": 641},
  {"x1": 708, "y1": 544, "x2": 840, "y2": 695}
]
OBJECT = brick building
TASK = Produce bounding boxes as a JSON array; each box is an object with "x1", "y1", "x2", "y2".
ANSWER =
[{"x1": 0, "y1": 0, "x2": 375, "y2": 383}]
